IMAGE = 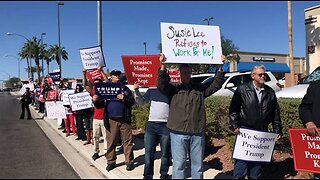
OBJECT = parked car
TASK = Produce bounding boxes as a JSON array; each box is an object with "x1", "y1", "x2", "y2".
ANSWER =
[
  {"x1": 191, "y1": 71, "x2": 282, "y2": 97},
  {"x1": 276, "y1": 66, "x2": 320, "y2": 98}
]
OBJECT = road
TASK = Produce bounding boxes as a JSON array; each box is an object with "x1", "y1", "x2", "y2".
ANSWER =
[{"x1": 0, "y1": 92, "x2": 80, "y2": 179}]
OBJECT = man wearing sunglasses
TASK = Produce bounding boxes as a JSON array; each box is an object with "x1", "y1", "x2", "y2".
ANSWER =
[{"x1": 229, "y1": 65, "x2": 282, "y2": 179}]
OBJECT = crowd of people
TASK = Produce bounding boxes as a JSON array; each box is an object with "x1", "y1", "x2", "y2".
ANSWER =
[{"x1": 18, "y1": 53, "x2": 319, "y2": 179}]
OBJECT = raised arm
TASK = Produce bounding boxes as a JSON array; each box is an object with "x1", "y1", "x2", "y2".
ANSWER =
[
  {"x1": 157, "y1": 53, "x2": 174, "y2": 97},
  {"x1": 133, "y1": 82, "x2": 150, "y2": 106},
  {"x1": 203, "y1": 55, "x2": 226, "y2": 98},
  {"x1": 98, "y1": 66, "x2": 108, "y2": 82}
]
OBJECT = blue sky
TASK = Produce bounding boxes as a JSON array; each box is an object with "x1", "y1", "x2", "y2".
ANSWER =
[{"x1": 0, "y1": 1, "x2": 319, "y2": 81}]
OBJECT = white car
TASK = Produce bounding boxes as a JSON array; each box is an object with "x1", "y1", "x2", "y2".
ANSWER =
[
  {"x1": 191, "y1": 71, "x2": 282, "y2": 97},
  {"x1": 275, "y1": 66, "x2": 320, "y2": 99}
]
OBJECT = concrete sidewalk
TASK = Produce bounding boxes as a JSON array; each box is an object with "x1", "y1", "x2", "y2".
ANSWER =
[{"x1": 11, "y1": 91, "x2": 232, "y2": 179}]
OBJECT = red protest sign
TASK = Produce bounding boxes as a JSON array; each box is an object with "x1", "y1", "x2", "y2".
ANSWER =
[
  {"x1": 121, "y1": 55, "x2": 160, "y2": 87},
  {"x1": 168, "y1": 69, "x2": 180, "y2": 83},
  {"x1": 289, "y1": 128, "x2": 320, "y2": 173},
  {"x1": 46, "y1": 90, "x2": 57, "y2": 101},
  {"x1": 86, "y1": 69, "x2": 103, "y2": 84}
]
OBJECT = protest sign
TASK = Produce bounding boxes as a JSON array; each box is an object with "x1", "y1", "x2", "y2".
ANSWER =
[
  {"x1": 79, "y1": 46, "x2": 106, "y2": 70},
  {"x1": 168, "y1": 69, "x2": 180, "y2": 83},
  {"x1": 122, "y1": 55, "x2": 160, "y2": 87},
  {"x1": 25, "y1": 83, "x2": 35, "y2": 91},
  {"x1": 49, "y1": 72, "x2": 61, "y2": 83},
  {"x1": 19, "y1": 83, "x2": 34, "y2": 95},
  {"x1": 19, "y1": 84, "x2": 27, "y2": 95},
  {"x1": 86, "y1": 69, "x2": 103, "y2": 84},
  {"x1": 45, "y1": 101, "x2": 66, "y2": 119},
  {"x1": 232, "y1": 128, "x2": 278, "y2": 162},
  {"x1": 61, "y1": 89, "x2": 75, "y2": 105},
  {"x1": 289, "y1": 128, "x2": 320, "y2": 173},
  {"x1": 94, "y1": 82, "x2": 123, "y2": 100},
  {"x1": 46, "y1": 90, "x2": 57, "y2": 101},
  {"x1": 160, "y1": 22, "x2": 222, "y2": 64},
  {"x1": 68, "y1": 92, "x2": 93, "y2": 111}
]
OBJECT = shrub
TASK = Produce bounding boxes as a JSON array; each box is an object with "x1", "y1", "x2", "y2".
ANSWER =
[
  {"x1": 131, "y1": 103, "x2": 150, "y2": 130},
  {"x1": 131, "y1": 95, "x2": 304, "y2": 154}
]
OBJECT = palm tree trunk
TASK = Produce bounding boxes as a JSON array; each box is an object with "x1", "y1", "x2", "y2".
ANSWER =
[
  {"x1": 36, "y1": 60, "x2": 41, "y2": 84},
  {"x1": 288, "y1": 1, "x2": 295, "y2": 87},
  {"x1": 27, "y1": 58, "x2": 30, "y2": 80},
  {"x1": 47, "y1": 60, "x2": 50, "y2": 75}
]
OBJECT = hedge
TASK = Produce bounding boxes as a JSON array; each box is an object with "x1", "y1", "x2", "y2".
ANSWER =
[{"x1": 131, "y1": 96, "x2": 304, "y2": 153}]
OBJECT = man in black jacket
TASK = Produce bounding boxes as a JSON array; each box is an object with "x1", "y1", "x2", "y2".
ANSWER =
[
  {"x1": 229, "y1": 65, "x2": 282, "y2": 179},
  {"x1": 299, "y1": 80, "x2": 320, "y2": 179},
  {"x1": 20, "y1": 87, "x2": 32, "y2": 119}
]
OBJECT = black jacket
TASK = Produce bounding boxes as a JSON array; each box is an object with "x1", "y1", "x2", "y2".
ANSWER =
[
  {"x1": 229, "y1": 81, "x2": 282, "y2": 135},
  {"x1": 103, "y1": 85, "x2": 135, "y2": 128},
  {"x1": 299, "y1": 80, "x2": 320, "y2": 127},
  {"x1": 21, "y1": 91, "x2": 32, "y2": 104}
]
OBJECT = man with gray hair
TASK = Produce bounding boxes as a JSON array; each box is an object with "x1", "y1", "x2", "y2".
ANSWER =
[{"x1": 229, "y1": 65, "x2": 282, "y2": 179}]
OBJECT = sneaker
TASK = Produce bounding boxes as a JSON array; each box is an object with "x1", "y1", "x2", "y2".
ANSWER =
[
  {"x1": 116, "y1": 145, "x2": 123, "y2": 153},
  {"x1": 92, "y1": 153, "x2": 99, "y2": 161},
  {"x1": 106, "y1": 163, "x2": 116, "y2": 171},
  {"x1": 126, "y1": 163, "x2": 135, "y2": 171}
]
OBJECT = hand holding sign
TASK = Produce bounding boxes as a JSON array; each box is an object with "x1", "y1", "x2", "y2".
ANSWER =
[{"x1": 306, "y1": 121, "x2": 320, "y2": 137}]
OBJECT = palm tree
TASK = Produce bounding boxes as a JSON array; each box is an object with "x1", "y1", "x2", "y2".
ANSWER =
[
  {"x1": 49, "y1": 44, "x2": 68, "y2": 76},
  {"x1": 25, "y1": 66, "x2": 42, "y2": 77},
  {"x1": 29, "y1": 37, "x2": 42, "y2": 84},
  {"x1": 19, "y1": 41, "x2": 33, "y2": 80},
  {"x1": 288, "y1": 1, "x2": 295, "y2": 87},
  {"x1": 42, "y1": 49, "x2": 52, "y2": 75}
]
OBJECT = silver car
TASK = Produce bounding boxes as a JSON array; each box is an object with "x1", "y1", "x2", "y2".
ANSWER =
[{"x1": 275, "y1": 66, "x2": 320, "y2": 99}]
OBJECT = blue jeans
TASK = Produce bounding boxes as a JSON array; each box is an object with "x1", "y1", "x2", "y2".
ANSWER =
[
  {"x1": 233, "y1": 159, "x2": 262, "y2": 179},
  {"x1": 170, "y1": 131, "x2": 205, "y2": 179},
  {"x1": 144, "y1": 121, "x2": 171, "y2": 179}
]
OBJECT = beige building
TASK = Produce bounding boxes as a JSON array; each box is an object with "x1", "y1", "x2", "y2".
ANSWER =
[
  {"x1": 305, "y1": 5, "x2": 320, "y2": 75},
  {"x1": 227, "y1": 51, "x2": 305, "y2": 81}
]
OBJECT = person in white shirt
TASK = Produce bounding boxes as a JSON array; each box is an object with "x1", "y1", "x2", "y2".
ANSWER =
[{"x1": 133, "y1": 82, "x2": 171, "y2": 179}]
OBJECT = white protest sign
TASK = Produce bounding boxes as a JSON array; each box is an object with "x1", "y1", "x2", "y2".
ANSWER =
[
  {"x1": 45, "y1": 101, "x2": 66, "y2": 119},
  {"x1": 232, "y1": 128, "x2": 278, "y2": 162},
  {"x1": 160, "y1": 22, "x2": 222, "y2": 64},
  {"x1": 68, "y1": 92, "x2": 93, "y2": 111},
  {"x1": 61, "y1": 90, "x2": 75, "y2": 105},
  {"x1": 79, "y1": 46, "x2": 106, "y2": 70},
  {"x1": 26, "y1": 83, "x2": 35, "y2": 91},
  {"x1": 19, "y1": 84, "x2": 27, "y2": 95}
]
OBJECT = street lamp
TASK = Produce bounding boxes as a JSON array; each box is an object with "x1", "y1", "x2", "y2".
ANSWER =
[
  {"x1": 203, "y1": 16, "x2": 213, "y2": 25},
  {"x1": 4, "y1": 54, "x2": 21, "y2": 85},
  {"x1": 57, "y1": 2, "x2": 64, "y2": 77},
  {"x1": 6, "y1": 32, "x2": 29, "y2": 41},
  {"x1": 6, "y1": 32, "x2": 32, "y2": 81},
  {"x1": 143, "y1": 42, "x2": 147, "y2": 55},
  {"x1": 41, "y1": 32, "x2": 46, "y2": 78}
]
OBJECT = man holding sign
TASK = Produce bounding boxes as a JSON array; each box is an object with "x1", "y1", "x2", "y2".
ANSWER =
[
  {"x1": 103, "y1": 70, "x2": 136, "y2": 172},
  {"x1": 157, "y1": 53, "x2": 225, "y2": 179},
  {"x1": 299, "y1": 80, "x2": 320, "y2": 178},
  {"x1": 229, "y1": 65, "x2": 282, "y2": 179}
]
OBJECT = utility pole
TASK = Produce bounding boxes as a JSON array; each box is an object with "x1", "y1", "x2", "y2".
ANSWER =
[
  {"x1": 97, "y1": 1, "x2": 102, "y2": 47},
  {"x1": 143, "y1": 42, "x2": 147, "y2": 55}
]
